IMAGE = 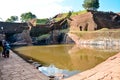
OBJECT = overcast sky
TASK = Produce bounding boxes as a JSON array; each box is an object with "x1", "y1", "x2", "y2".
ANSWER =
[{"x1": 0, "y1": 0, "x2": 120, "y2": 21}]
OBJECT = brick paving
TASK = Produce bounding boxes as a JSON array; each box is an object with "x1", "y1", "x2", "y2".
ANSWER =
[{"x1": 0, "y1": 50, "x2": 50, "y2": 80}]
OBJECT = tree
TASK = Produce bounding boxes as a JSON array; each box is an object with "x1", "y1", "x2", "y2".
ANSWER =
[
  {"x1": 20, "y1": 12, "x2": 37, "y2": 22},
  {"x1": 6, "y1": 16, "x2": 18, "y2": 22},
  {"x1": 82, "y1": 0, "x2": 99, "y2": 11}
]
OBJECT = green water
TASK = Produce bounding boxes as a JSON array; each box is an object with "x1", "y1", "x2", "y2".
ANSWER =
[{"x1": 15, "y1": 44, "x2": 118, "y2": 71}]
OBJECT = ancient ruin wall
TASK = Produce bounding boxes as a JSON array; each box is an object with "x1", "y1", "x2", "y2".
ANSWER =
[
  {"x1": 92, "y1": 11, "x2": 120, "y2": 29},
  {"x1": 69, "y1": 12, "x2": 97, "y2": 31}
]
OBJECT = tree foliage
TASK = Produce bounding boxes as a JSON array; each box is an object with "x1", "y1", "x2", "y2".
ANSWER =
[
  {"x1": 20, "y1": 12, "x2": 37, "y2": 22},
  {"x1": 82, "y1": 0, "x2": 99, "y2": 11},
  {"x1": 6, "y1": 16, "x2": 18, "y2": 22}
]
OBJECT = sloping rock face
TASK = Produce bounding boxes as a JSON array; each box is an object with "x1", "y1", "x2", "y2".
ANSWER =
[
  {"x1": 63, "y1": 52, "x2": 120, "y2": 80},
  {"x1": 69, "y1": 11, "x2": 120, "y2": 31}
]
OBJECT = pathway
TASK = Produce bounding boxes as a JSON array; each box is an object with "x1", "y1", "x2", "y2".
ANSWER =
[{"x1": 0, "y1": 50, "x2": 50, "y2": 80}]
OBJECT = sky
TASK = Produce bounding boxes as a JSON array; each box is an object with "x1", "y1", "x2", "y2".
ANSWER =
[{"x1": 0, "y1": 0, "x2": 120, "y2": 21}]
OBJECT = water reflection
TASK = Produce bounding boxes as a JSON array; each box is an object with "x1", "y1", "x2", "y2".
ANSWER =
[
  {"x1": 15, "y1": 44, "x2": 118, "y2": 72},
  {"x1": 76, "y1": 44, "x2": 120, "y2": 52},
  {"x1": 68, "y1": 44, "x2": 118, "y2": 71}
]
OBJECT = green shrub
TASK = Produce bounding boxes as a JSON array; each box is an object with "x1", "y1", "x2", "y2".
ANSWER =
[
  {"x1": 37, "y1": 34, "x2": 50, "y2": 40},
  {"x1": 54, "y1": 10, "x2": 87, "y2": 21},
  {"x1": 36, "y1": 18, "x2": 49, "y2": 25}
]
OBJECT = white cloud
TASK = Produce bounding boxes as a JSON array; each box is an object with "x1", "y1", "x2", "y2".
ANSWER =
[{"x1": 0, "y1": 0, "x2": 73, "y2": 21}]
